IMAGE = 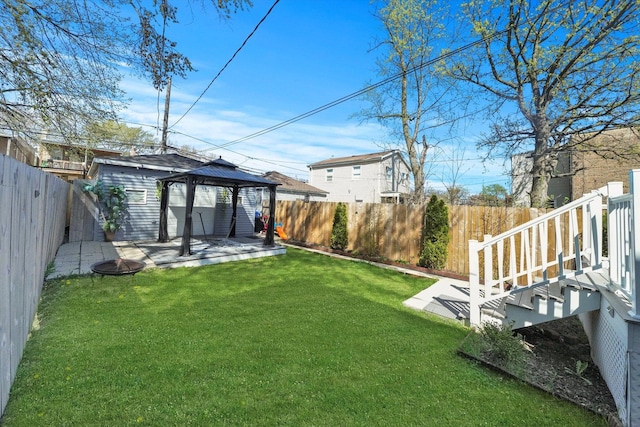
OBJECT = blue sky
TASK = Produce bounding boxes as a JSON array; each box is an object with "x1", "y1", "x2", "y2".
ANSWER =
[{"x1": 119, "y1": 1, "x2": 511, "y2": 194}]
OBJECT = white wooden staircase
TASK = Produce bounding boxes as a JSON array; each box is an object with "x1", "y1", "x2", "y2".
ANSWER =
[
  {"x1": 404, "y1": 173, "x2": 640, "y2": 426},
  {"x1": 463, "y1": 173, "x2": 640, "y2": 427},
  {"x1": 469, "y1": 184, "x2": 614, "y2": 329}
]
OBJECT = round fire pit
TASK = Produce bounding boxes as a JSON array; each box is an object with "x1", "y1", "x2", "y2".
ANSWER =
[{"x1": 91, "y1": 259, "x2": 146, "y2": 276}]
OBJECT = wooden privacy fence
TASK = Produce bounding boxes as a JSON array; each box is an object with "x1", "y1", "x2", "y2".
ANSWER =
[
  {"x1": 0, "y1": 155, "x2": 69, "y2": 417},
  {"x1": 276, "y1": 200, "x2": 550, "y2": 276}
]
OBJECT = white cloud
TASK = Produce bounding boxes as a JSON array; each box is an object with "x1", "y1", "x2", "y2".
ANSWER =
[
  {"x1": 118, "y1": 75, "x2": 387, "y2": 179},
  {"x1": 118, "y1": 74, "x2": 509, "y2": 191}
]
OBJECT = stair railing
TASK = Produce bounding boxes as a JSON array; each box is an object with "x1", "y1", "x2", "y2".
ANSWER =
[
  {"x1": 468, "y1": 186, "x2": 608, "y2": 327},
  {"x1": 608, "y1": 170, "x2": 640, "y2": 320}
]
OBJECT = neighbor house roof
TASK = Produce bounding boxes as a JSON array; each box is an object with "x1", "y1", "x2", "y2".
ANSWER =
[
  {"x1": 88, "y1": 153, "x2": 205, "y2": 177},
  {"x1": 261, "y1": 171, "x2": 328, "y2": 195},
  {"x1": 308, "y1": 150, "x2": 410, "y2": 169},
  {"x1": 158, "y1": 158, "x2": 279, "y2": 188}
]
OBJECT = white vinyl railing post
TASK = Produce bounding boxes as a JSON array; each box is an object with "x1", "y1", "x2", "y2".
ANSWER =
[
  {"x1": 607, "y1": 182, "x2": 624, "y2": 286},
  {"x1": 469, "y1": 239, "x2": 481, "y2": 327},
  {"x1": 629, "y1": 170, "x2": 640, "y2": 319},
  {"x1": 589, "y1": 191, "x2": 603, "y2": 267}
]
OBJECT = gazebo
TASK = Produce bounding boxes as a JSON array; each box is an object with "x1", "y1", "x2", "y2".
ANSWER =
[{"x1": 156, "y1": 158, "x2": 280, "y2": 256}]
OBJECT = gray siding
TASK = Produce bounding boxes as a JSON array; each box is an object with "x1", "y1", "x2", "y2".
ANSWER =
[
  {"x1": 97, "y1": 165, "x2": 175, "y2": 241},
  {"x1": 168, "y1": 183, "x2": 217, "y2": 239},
  {"x1": 213, "y1": 187, "x2": 257, "y2": 237},
  {"x1": 96, "y1": 165, "x2": 259, "y2": 241}
]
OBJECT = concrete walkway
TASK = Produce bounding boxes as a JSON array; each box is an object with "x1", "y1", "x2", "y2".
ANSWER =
[{"x1": 402, "y1": 276, "x2": 472, "y2": 322}]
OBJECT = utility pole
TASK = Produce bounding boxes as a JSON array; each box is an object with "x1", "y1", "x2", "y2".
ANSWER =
[{"x1": 160, "y1": 76, "x2": 172, "y2": 154}]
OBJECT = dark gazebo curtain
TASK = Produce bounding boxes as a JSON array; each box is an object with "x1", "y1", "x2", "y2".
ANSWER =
[{"x1": 157, "y1": 179, "x2": 278, "y2": 256}]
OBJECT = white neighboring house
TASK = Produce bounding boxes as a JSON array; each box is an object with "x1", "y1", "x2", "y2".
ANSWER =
[{"x1": 308, "y1": 150, "x2": 412, "y2": 203}]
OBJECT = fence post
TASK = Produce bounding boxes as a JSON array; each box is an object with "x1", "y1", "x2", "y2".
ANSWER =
[
  {"x1": 630, "y1": 170, "x2": 640, "y2": 319},
  {"x1": 469, "y1": 239, "x2": 481, "y2": 327}
]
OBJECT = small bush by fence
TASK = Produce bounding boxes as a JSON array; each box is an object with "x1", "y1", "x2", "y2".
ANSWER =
[
  {"x1": 0, "y1": 155, "x2": 69, "y2": 416},
  {"x1": 276, "y1": 200, "x2": 549, "y2": 277}
]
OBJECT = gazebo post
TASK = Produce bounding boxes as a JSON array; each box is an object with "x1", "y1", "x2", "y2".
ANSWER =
[
  {"x1": 158, "y1": 180, "x2": 170, "y2": 242},
  {"x1": 230, "y1": 186, "x2": 239, "y2": 237},
  {"x1": 264, "y1": 184, "x2": 277, "y2": 246},
  {"x1": 179, "y1": 176, "x2": 196, "y2": 256}
]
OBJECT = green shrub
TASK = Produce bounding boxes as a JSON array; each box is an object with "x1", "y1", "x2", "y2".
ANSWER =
[
  {"x1": 330, "y1": 202, "x2": 348, "y2": 250},
  {"x1": 418, "y1": 195, "x2": 449, "y2": 269},
  {"x1": 478, "y1": 322, "x2": 527, "y2": 369}
]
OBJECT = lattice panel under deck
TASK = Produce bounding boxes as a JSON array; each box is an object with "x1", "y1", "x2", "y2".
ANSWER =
[{"x1": 592, "y1": 310, "x2": 627, "y2": 423}]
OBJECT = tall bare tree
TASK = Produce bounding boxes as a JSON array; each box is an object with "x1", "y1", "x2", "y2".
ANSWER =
[
  {"x1": 447, "y1": 0, "x2": 640, "y2": 207},
  {"x1": 359, "y1": 0, "x2": 457, "y2": 203}
]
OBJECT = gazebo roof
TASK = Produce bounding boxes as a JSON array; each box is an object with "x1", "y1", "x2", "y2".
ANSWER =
[{"x1": 158, "y1": 158, "x2": 279, "y2": 188}]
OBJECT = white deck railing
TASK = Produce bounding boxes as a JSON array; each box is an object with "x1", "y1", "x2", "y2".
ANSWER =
[
  {"x1": 608, "y1": 171, "x2": 640, "y2": 320},
  {"x1": 469, "y1": 170, "x2": 640, "y2": 326},
  {"x1": 468, "y1": 186, "x2": 608, "y2": 326},
  {"x1": 607, "y1": 182, "x2": 632, "y2": 300}
]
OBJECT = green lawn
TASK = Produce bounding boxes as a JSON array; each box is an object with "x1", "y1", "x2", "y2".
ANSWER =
[{"x1": 2, "y1": 248, "x2": 605, "y2": 426}]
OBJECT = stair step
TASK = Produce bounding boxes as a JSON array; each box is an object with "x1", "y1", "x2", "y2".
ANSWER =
[
  {"x1": 477, "y1": 269, "x2": 608, "y2": 330},
  {"x1": 561, "y1": 277, "x2": 598, "y2": 292},
  {"x1": 532, "y1": 282, "x2": 564, "y2": 302},
  {"x1": 481, "y1": 298, "x2": 506, "y2": 318},
  {"x1": 507, "y1": 288, "x2": 535, "y2": 310}
]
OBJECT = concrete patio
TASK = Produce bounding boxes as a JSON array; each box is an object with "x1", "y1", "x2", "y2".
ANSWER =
[{"x1": 49, "y1": 236, "x2": 286, "y2": 278}]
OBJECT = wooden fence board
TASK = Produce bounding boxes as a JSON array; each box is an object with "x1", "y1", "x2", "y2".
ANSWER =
[
  {"x1": 9, "y1": 157, "x2": 24, "y2": 391},
  {"x1": 0, "y1": 155, "x2": 68, "y2": 417},
  {"x1": 0, "y1": 156, "x2": 12, "y2": 416},
  {"x1": 69, "y1": 180, "x2": 99, "y2": 242},
  {"x1": 277, "y1": 200, "x2": 551, "y2": 277}
]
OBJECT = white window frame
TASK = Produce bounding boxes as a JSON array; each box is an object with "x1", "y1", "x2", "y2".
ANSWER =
[
  {"x1": 126, "y1": 188, "x2": 147, "y2": 205},
  {"x1": 352, "y1": 165, "x2": 361, "y2": 180},
  {"x1": 326, "y1": 168, "x2": 333, "y2": 182}
]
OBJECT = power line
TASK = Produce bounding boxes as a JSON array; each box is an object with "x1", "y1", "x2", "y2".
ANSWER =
[
  {"x1": 202, "y1": 29, "x2": 508, "y2": 151},
  {"x1": 169, "y1": 0, "x2": 280, "y2": 129},
  {"x1": 168, "y1": 129, "x2": 310, "y2": 173}
]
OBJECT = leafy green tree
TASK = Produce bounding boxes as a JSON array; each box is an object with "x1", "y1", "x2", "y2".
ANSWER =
[
  {"x1": 478, "y1": 184, "x2": 509, "y2": 207},
  {"x1": 447, "y1": 0, "x2": 640, "y2": 207},
  {"x1": 418, "y1": 195, "x2": 449, "y2": 269},
  {"x1": 83, "y1": 121, "x2": 157, "y2": 154},
  {"x1": 330, "y1": 203, "x2": 349, "y2": 251},
  {"x1": 0, "y1": 0, "x2": 250, "y2": 144},
  {"x1": 360, "y1": 0, "x2": 458, "y2": 202}
]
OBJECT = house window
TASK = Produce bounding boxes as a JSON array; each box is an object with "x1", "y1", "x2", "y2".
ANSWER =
[
  {"x1": 326, "y1": 168, "x2": 333, "y2": 182},
  {"x1": 126, "y1": 188, "x2": 147, "y2": 205},
  {"x1": 352, "y1": 165, "x2": 361, "y2": 180},
  {"x1": 386, "y1": 166, "x2": 392, "y2": 180}
]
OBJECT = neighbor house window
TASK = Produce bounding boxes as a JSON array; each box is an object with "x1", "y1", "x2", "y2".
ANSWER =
[
  {"x1": 126, "y1": 188, "x2": 147, "y2": 205},
  {"x1": 352, "y1": 165, "x2": 361, "y2": 179},
  {"x1": 326, "y1": 168, "x2": 333, "y2": 182},
  {"x1": 386, "y1": 166, "x2": 392, "y2": 180}
]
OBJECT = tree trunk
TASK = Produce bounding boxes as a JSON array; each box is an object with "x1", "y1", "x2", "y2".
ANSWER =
[{"x1": 530, "y1": 152, "x2": 551, "y2": 207}]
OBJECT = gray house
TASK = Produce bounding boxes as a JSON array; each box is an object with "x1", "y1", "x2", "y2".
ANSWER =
[{"x1": 87, "y1": 154, "x2": 263, "y2": 242}]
